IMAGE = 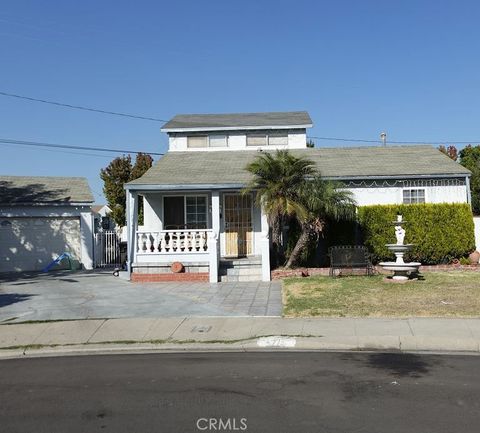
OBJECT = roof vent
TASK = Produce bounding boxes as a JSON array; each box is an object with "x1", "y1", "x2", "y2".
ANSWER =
[{"x1": 380, "y1": 132, "x2": 387, "y2": 147}]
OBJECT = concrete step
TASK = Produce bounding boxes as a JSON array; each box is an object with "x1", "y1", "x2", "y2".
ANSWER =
[
  {"x1": 219, "y1": 267, "x2": 263, "y2": 277},
  {"x1": 220, "y1": 274, "x2": 263, "y2": 282},
  {"x1": 220, "y1": 256, "x2": 262, "y2": 267}
]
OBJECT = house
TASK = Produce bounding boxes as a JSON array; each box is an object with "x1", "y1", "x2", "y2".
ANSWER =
[
  {"x1": 124, "y1": 111, "x2": 472, "y2": 283},
  {"x1": 92, "y1": 204, "x2": 116, "y2": 232},
  {"x1": 0, "y1": 176, "x2": 94, "y2": 273}
]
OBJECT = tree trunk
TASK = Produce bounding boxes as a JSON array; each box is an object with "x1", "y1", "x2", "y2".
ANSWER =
[
  {"x1": 270, "y1": 214, "x2": 283, "y2": 268},
  {"x1": 285, "y1": 222, "x2": 313, "y2": 268}
]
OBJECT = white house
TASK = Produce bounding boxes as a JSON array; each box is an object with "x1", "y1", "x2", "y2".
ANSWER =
[
  {"x1": 0, "y1": 176, "x2": 94, "y2": 273},
  {"x1": 125, "y1": 111, "x2": 472, "y2": 283}
]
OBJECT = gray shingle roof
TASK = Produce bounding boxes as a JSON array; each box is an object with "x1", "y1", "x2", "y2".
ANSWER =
[
  {"x1": 0, "y1": 176, "x2": 94, "y2": 204},
  {"x1": 127, "y1": 145, "x2": 470, "y2": 189},
  {"x1": 127, "y1": 146, "x2": 471, "y2": 189},
  {"x1": 161, "y1": 111, "x2": 313, "y2": 131}
]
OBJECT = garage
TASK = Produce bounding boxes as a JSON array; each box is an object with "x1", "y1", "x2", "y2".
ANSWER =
[
  {"x1": 0, "y1": 176, "x2": 94, "y2": 273},
  {"x1": 0, "y1": 217, "x2": 82, "y2": 272}
]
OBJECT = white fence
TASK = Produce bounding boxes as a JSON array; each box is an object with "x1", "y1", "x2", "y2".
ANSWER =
[{"x1": 94, "y1": 230, "x2": 121, "y2": 268}]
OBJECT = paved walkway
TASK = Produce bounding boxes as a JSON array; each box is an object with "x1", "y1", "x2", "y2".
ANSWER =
[
  {"x1": 0, "y1": 271, "x2": 282, "y2": 323},
  {"x1": 1, "y1": 317, "x2": 480, "y2": 357}
]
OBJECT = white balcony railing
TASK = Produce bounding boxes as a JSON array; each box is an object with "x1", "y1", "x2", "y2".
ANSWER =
[{"x1": 136, "y1": 229, "x2": 212, "y2": 254}]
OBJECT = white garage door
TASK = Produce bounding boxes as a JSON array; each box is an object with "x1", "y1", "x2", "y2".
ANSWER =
[{"x1": 0, "y1": 217, "x2": 81, "y2": 273}]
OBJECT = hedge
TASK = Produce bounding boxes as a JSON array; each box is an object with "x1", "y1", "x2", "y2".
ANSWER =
[{"x1": 357, "y1": 203, "x2": 476, "y2": 264}]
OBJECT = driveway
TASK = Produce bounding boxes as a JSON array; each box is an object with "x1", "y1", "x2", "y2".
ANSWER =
[{"x1": 0, "y1": 271, "x2": 282, "y2": 323}]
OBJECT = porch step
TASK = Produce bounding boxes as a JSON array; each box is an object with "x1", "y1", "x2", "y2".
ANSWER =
[
  {"x1": 220, "y1": 274, "x2": 263, "y2": 282},
  {"x1": 219, "y1": 256, "x2": 262, "y2": 282}
]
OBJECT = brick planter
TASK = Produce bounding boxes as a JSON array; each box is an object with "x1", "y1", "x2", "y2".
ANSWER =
[
  {"x1": 131, "y1": 272, "x2": 209, "y2": 282},
  {"x1": 272, "y1": 263, "x2": 480, "y2": 279}
]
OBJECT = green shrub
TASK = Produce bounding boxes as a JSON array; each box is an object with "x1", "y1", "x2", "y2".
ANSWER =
[{"x1": 357, "y1": 203, "x2": 475, "y2": 264}]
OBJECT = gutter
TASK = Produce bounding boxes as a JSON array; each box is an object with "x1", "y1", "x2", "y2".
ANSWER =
[{"x1": 125, "y1": 173, "x2": 471, "y2": 192}]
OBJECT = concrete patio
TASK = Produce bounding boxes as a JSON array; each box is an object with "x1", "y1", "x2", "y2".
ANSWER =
[{"x1": 0, "y1": 271, "x2": 282, "y2": 323}]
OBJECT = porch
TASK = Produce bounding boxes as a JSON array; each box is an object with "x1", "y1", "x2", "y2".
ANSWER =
[{"x1": 125, "y1": 188, "x2": 270, "y2": 282}]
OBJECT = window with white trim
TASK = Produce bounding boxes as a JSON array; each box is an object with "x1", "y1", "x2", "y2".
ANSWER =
[
  {"x1": 187, "y1": 135, "x2": 228, "y2": 148},
  {"x1": 187, "y1": 136, "x2": 208, "y2": 148},
  {"x1": 403, "y1": 189, "x2": 425, "y2": 204},
  {"x1": 246, "y1": 131, "x2": 288, "y2": 146},
  {"x1": 186, "y1": 196, "x2": 207, "y2": 229}
]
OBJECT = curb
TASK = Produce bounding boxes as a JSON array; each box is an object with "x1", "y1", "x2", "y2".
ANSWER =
[{"x1": 1, "y1": 336, "x2": 479, "y2": 359}]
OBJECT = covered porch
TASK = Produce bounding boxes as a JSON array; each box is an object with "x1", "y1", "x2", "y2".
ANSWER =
[{"x1": 125, "y1": 187, "x2": 270, "y2": 282}]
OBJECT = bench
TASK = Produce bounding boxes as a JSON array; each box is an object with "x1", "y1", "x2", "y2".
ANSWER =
[{"x1": 328, "y1": 245, "x2": 374, "y2": 277}]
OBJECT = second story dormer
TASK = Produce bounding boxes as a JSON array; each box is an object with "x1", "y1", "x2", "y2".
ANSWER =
[{"x1": 161, "y1": 111, "x2": 313, "y2": 152}]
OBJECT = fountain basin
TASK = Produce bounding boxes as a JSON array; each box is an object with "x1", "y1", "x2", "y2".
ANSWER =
[
  {"x1": 385, "y1": 244, "x2": 414, "y2": 252},
  {"x1": 378, "y1": 261, "x2": 421, "y2": 280}
]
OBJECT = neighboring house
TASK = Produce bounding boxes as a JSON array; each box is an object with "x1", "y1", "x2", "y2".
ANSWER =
[
  {"x1": 124, "y1": 111, "x2": 472, "y2": 283},
  {"x1": 92, "y1": 204, "x2": 116, "y2": 232},
  {"x1": 0, "y1": 176, "x2": 94, "y2": 273}
]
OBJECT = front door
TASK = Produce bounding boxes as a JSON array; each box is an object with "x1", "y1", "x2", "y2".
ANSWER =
[{"x1": 224, "y1": 194, "x2": 253, "y2": 257}]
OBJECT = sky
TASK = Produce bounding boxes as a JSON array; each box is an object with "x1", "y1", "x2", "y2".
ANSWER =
[{"x1": 1, "y1": 0, "x2": 479, "y2": 203}]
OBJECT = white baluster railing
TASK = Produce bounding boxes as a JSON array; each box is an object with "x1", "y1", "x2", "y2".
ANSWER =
[{"x1": 136, "y1": 229, "x2": 212, "y2": 254}]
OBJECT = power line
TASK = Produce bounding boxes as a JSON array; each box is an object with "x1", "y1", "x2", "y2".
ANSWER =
[
  {"x1": 0, "y1": 91, "x2": 168, "y2": 122},
  {"x1": 308, "y1": 135, "x2": 480, "y2": 145},
  {"x1": 0, "y1": 141, "x2": 119, "y2": 159},
  {"x1": 0, "y1": 138, "x2": 164, "y2": 156}
]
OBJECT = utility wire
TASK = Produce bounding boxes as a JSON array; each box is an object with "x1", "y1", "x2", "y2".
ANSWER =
[
  {"x1": 2, "y1": 91, "x2": 479, "y2": 144},
  {"x1": 308, "y1": 135, "x2": 480, "y2": 145},
  {"x1": 0, "y1": 138, "x2": 164, "y2": 156},
  {"x1": 0, "y1": 91, "x2": 168, "y2": 122}
]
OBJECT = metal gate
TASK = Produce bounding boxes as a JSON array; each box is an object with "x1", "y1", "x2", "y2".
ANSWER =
[{"x1": 94, "y1": 231, "x2": 121, "y2": 268}]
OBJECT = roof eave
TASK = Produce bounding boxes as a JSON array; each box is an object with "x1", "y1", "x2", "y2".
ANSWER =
[{"x1": 161, "y1": 124, "x2": 313, "y2": 133}]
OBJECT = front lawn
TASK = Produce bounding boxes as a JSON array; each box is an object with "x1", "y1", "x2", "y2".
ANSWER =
[{"x1": 283, "y1": 273, "x2": 480, "y2": 317}]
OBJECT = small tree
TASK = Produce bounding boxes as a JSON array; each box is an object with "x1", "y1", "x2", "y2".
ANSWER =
[
  {"x1": 285, "y1": 177, "x2": 357, "y2": 268},
  {"x1": 100, "y1": 155, "x2": 132, "y2": 226},
  {"x1": 459, "y1": 145, "x2": 480, "y2": 214},
  {"x1": 438, "y1": 144, "x2": 458, "y2": 161},
  {"x1": 243, "y1": 150, "x2": 316, "y2": 267},
  {"x1": 131, "y1": 153, "x2": 154, "y2": 224},
  {"x1": 100, "y1": 153, "x2": 153, "y2": 226}
]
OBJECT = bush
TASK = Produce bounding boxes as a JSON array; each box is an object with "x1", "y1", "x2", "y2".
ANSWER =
[{"x1": 357, "y1": 203, "x2": 475, "y2": 264}]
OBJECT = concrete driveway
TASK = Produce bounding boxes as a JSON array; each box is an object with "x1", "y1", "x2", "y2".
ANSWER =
[{"x1": 0, "y1": 271, "x2": 282, "y2": 323}]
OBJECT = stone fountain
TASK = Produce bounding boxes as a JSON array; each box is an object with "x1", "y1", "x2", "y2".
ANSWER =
[{"x1": 378, "y1": 214, "x2": 421, "y2": 280}]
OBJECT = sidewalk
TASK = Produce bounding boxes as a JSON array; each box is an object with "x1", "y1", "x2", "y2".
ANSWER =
[{"x1": 1, "y1": 316, "x2": 480, "y2": 358}]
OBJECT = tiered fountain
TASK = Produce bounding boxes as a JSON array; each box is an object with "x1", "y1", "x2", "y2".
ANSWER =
[{"x1": 378, "y1": 214, "x2": 421, "y2": 280}]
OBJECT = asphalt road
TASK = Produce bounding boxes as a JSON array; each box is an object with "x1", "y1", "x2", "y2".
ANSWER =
[{"x1": 0, "y1": 352, "x2": 479, "y2": 433}]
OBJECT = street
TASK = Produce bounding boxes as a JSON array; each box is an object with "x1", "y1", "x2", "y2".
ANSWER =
[{"x1": 0, "y1": 352, "x2": 479, "y2": 433}]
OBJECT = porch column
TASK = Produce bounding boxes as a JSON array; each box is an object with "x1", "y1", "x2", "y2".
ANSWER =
[
  {"x1": 209, "y1": 191, "x2": 220, "y2": 283},
  {"x1": 126, "y1": 189, "x2": 139, "y2": 278},
  {"x1": 260, "y1": 206, "x2": 271, "y2": 282}
]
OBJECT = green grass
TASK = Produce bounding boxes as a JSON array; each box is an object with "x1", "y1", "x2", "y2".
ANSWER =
[{"x1": 283, "y1": 272, "x2": 480, "y2": 317}]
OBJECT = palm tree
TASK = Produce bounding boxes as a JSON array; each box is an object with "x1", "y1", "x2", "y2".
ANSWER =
[
  {"x1": 285, "y1": 177, "x2": 357, "y2": 268},
  {"x1": 244, "y1": 150, "x2": 316, "y2": 267}
]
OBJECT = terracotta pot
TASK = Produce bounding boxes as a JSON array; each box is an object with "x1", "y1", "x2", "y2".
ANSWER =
[
  {"x1": 468, "y1": 251, "x2": 480, "y2": 264},
  {"x1": 171, "y1": 261, "x2": 185, "y2": 273}
]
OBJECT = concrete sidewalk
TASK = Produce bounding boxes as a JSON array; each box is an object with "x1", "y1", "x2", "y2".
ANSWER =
[{"x1": 1, "y1": 316, "x2": 480, "y2": 358}]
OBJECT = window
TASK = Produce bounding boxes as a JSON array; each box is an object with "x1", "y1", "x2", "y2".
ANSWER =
[
  {"x1": 187, "y1": 136, "x2": 208, "y2": 148},
  {"x1": 268, "y1": 131, "x2": 288, "y2": 146},
  {"x1": 247, "y1": 131, "x2": 288, "y2": 146},
  {"x1": 187, "y1": 135, "x2": 227, "y2": 148},
  {"x1": 209, "y1": 135, "x2": 227, "y2": 147},
  {"x1": 163, "y1": 196, "x2": 208, "y2": 230},
  {"x1": 247, "y1": 133, "x2": 267, "y2": 146},
  {"x1": 403, "y1": 189, "x2": 425, "y2": 204},
  {"x1": 186, "y1": 196, "x2": 207, "y2": 229}
]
